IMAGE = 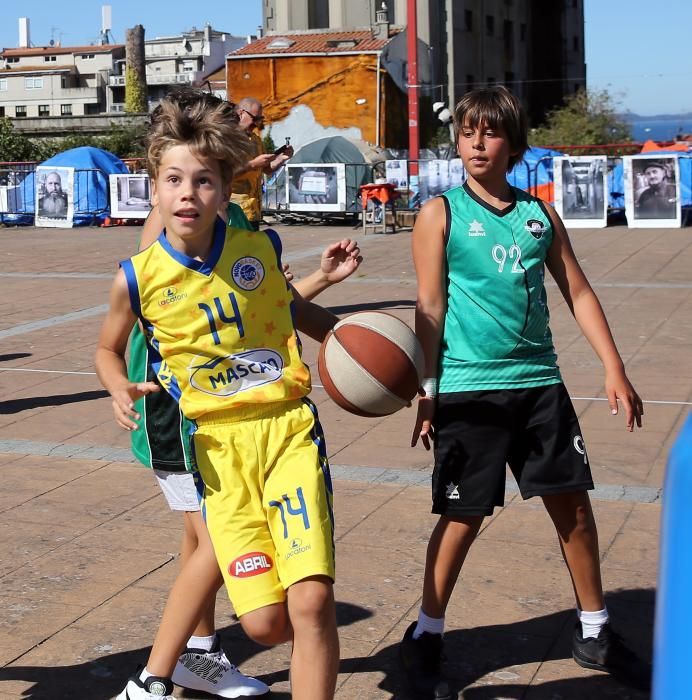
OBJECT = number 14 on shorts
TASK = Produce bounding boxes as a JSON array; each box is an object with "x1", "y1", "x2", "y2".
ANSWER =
[{"x1": 270, "y1": 487, "x2": 311, "y2": 539}]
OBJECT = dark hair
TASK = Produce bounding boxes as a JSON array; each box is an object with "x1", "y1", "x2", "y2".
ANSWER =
[
  {"x1": 146, "y1": 87, "x2": 250, "y2": 184},
  {"x1": 453, "y1": 86, "x2": 528, "y2": 171}
]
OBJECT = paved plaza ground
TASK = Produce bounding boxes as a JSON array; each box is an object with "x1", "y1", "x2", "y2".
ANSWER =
[{"x1": 0, "y1": 218, "x2": 690, "y2": 699}]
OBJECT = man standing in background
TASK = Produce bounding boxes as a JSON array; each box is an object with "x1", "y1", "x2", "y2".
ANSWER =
[{"x1": 231, "y1": 97, "x2": 293, "y2": 229}]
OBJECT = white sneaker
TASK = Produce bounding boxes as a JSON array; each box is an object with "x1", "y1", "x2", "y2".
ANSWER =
[
  {"x1": 116, "y1": 669, "x2": 176, "y2": 699},
  {"x1": 172, "y1": 641, "x2": 269, "y2": 698}
]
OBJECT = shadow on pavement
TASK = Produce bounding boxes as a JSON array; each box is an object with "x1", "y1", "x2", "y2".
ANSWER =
[{"x1": 0, "y1": 389, "x2": 110, "y2": 414}]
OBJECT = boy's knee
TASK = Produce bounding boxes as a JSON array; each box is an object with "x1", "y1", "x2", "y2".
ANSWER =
[
  {"x1": 288, "y1": 576, "x2": 336, "y2": 625},
  {"x1": 240, "y1": 603, "x2": 291, "y2": 646}
]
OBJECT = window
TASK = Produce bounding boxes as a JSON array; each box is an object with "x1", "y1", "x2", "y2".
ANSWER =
[
  {"x1": 43, "y1": 55, "x2": 57, "y2": 62},
  {"x1": 307, "y1": 0, "x2": 329, "y2": 29},
  {"x1": 505, "y1": 71, "x2": 515, "y2": 85},
  {"x1": 15, "y1": 105, "x2": 27, "y2": 117},
  {"x1": 487, "y1": 77, "x2": 495, "y2": 85},
  {"x1": 6, "y1": 56, "x2": 19, "y2": 64},
  {"x1": 80, "y1": 54, "x2": 95, "y2": 59},
  {"x1": 520, "y1": 23, "x2": 527, "y2": 41},
  {"x1": 464, "y1": 10, "x2": 473, "y2": 31},
  {"x1": 573, "y1": 36, "x2": 579, "y2": 51},
  {"x1": 486, "y1": 15, "x2": 495, "y2": 36},
  {"x1": 60, "y1": 104, "x2": 72, "y2": 115},
  {"x1": 39, "y1": 104, "x2": 50, "y2": 116},
  {"x1": 0, "y1": 107, "x2": 4, "y2": 117},
  {"x1": 25, "y1": 77, "x2": 43, "y2": 89},
  {"x1": 0, "y1": 78, "x2": 7, "y2": 91},
  {"x1": 466, "y1": 74, "x2": 475, "y2": 89},
  {"x1": 504, "y1": 20, "x2": 513, "y2": 50}
]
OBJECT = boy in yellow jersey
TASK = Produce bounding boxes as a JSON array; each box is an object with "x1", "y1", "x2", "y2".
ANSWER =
[{"x1": 96, "y1": 92, "x2": 340, "y2": 700}]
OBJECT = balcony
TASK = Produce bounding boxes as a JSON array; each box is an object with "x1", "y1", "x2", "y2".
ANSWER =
[{"x1": 108, "y1": 72, "x2": 196, "y2": 87}]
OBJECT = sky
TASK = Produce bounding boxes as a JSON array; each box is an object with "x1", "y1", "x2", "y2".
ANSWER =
[{"x1": 0, "y1": 0, "x2": 690, "y2": 117}]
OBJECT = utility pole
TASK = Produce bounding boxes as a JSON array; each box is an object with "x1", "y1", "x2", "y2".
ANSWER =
[{"x1": 407, "y1": 0, "x2": 419, "y2": 199}]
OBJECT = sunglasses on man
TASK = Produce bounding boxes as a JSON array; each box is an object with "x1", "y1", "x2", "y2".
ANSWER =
[{"x1": 241, "y1": 108, "x2": 264, "y2": 125}]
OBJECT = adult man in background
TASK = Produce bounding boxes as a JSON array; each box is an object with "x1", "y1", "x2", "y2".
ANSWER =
[{"x1": 231, "y1": 97, "x2": 293, "y2": 229}]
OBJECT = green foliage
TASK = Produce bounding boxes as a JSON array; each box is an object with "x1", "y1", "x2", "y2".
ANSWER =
[
  {"x1": 530, "y1": 89, "x2": 632, "y2": 149},
  {"x1": 426, "y1": 125, "x2": 453, "y2": 149},
  {"x1": 262, "y1": 129, "x2": 276, "y2": 155},
  {"x1": 0, "y1": 117, "x2": 42, "y2": 162},
  {"x1": 125, "y1": 65, "x2": 147, "y2": 113}
]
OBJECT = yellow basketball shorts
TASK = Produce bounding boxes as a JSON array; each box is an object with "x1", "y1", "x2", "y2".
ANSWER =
[{"x1": 193, "y1": 398, "x2": 335, "y2": 617}]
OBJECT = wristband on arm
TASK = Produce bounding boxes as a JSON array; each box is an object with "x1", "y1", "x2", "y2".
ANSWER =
[{"x1": 421, "y1": 377, "x2": 438, "y2": 399}]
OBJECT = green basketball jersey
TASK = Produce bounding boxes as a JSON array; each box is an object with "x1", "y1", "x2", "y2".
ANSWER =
[
  {"x1": 438, "y1": 183, "x2": 562, "y2": 393},
  {"x1": 128, "y1": 202, "x2": 252, "y2": 471}
]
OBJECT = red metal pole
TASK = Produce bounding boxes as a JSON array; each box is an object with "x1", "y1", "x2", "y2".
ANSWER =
[{"x1": 407, "y1": 0, "x2": 419, "y2": 178}]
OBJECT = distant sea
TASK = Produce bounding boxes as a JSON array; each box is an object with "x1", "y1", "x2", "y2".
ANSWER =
[{"x1": 626, "y1": 117, "x2": 692, "y2": 142}]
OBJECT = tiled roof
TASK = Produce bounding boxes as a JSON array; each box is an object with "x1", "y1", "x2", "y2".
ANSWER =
[
  {"x1": 1, "y1": 45, "x2": 124, "y2": 57},
  {"x1": 229, "y1": 30, "x2": 395, "y2": 57},
  {"x1": 0, "y1": 64, "x2": 74, "y2": 73}
]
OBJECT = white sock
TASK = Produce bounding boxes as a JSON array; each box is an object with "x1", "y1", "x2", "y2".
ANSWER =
[
  {"x1": 139, "y1": 667, "x2": 153, "y2": 682},
  {"x1": 579, "y1": 607, "x2": 609, "y2": 639},
  {"x1": 187, "y1": 633, "x2": 216, "y2": 652},
  {"x1": 412, "y1": 609, "x2": 444, "y2": 639}
]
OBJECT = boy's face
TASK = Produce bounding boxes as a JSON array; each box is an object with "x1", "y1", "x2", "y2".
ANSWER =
[
  {"x1": 457, "y1": 121, "x2": 516, "y2": 178},
  {"x1": 151, "y1": 144, "x2": 226, "y2": 244}
]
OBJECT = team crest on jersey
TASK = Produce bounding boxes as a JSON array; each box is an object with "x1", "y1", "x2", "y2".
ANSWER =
[
  {"x1": 445, "y1": 482, "x2": 460, "y2": 500},
  {"x1": 525, "y1": 219, "x2": 546, "y2": 239},
  {"x1": 232, "y1": 256, "x2": 265, "y2": 291},
  {"x1": 229, "y1": 552, "x2": 273, "y2": 578},
  {"x1": 188, "y1": 349, "x2": 284, "y2": 397}
]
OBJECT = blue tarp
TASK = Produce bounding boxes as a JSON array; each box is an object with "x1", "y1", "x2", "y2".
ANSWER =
[
  {"x1": 508, "y1": 146, "x2": 564, "y2": 193},
  {"x1": 2, "y1": 146, "x2": 128, "y2": 226}
]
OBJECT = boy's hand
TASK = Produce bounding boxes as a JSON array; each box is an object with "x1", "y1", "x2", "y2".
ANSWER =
[
  {"x1": 605, "y1": 370, "x2": 643, "y2": 432},
  {"x1": 411, "y1": 392, "x2": 435, "y2": 450},
  {"x1": 320, "y1": 239, "x2": 362, "y2": 283},
  {"x1": 111, "y1": 381, "x2": 160, "y2": 431},
  {"x1": 281, "y1": 262, "x2": 294, "y2": 282}
]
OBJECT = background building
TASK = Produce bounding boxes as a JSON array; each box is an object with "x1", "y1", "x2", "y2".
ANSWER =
[{"x1": 262, "y1": 0, "x2": 586, "y2": 127}]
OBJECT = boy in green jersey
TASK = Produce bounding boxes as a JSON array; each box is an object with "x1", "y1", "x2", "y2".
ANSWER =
[{"x1": 399, "y1": 86, "x2": 649, "y2": 697}]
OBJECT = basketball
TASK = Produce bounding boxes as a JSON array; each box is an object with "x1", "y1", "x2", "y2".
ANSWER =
[{"x1": 317, "y1": 311, "x2": 425, "y2": 417}]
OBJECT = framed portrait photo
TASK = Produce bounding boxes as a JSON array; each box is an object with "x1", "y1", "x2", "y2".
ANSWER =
[
  {"x1": 35, "y1": 166, "x2": 74, "y2": 228},
  {"x1": 109, "y1": 174, "x2": 152, "y2": 219},
  {"x1": 553, "y1": 155, "x2": 608, "y2": 228},
  {"x1": 285, "y1": 163, "x2": 347, "y2": 212},
  {"x1": 624, "y1": 155, "x2": 681, "y2": 228},
  {"x1": 385, "y1": 159, "x2": 409, "y2": 189}
]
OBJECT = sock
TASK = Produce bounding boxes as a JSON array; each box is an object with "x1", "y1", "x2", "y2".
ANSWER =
[
  {"x1": 579, "y1": 607, "x2": 609, "y2": 639},
  {"x1": 187, "y1": 633, "x2": 216, "y2": 652},
  {"x1": 412, "y1": 609, "x2": 444, "y2": 639},
  {"x1": 139, "y1": 667, "x2": 153, "y2": 682}
]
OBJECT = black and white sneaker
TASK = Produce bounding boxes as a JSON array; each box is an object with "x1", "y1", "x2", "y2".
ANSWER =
[
  {"x1": 116, "y1": 669, "x2": 175, "y2": 699},
  {"x1": 172, "y1": 637, "x2": 269, "y2": 698},
  {"x1": 573, "y1": 622, "x2": 652, "y2": 691},
  {"x1": 399, "y1": 621, "x2": 454, "y2": 699}
]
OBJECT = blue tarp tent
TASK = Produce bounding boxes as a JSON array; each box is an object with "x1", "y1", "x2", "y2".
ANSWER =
[
  {"x1": 508, "y1": 146, "x2": 564, "y2": 199},
  {"x1": 2, "y1": 146, "x2": 128, "y2": 226}
]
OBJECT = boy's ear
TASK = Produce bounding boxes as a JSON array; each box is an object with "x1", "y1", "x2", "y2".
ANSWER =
[{"x1": 150, "y1": 180, "x2": 159, "y2": 207}]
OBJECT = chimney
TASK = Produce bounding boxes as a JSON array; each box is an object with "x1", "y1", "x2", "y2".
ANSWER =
[
  {"x1": 373, "y1": 2, "x2": 390, "y2": 41},
  {"x1": 18, "y1": 17, "x2": 30, "y2": 48}
]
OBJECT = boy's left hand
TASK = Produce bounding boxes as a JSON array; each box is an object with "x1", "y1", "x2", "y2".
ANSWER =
[
  {"x1": 605, "y1": 370, "x2": 644, "y2": 432},
  {"x1": 320, "y1": 239, "x2": 362, "y2": 283}
]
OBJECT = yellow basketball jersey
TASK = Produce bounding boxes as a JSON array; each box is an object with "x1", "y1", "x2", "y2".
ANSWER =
[{"x1": 121, "y1": 219, "x2": 311, "y2": 419}]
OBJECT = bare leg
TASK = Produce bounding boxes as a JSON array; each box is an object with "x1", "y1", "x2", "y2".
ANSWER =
[
  {"x1": 287, "y1": 576, "x2": 338, "y2": 700},
  {"x1": 179, "y1": 511, "x2": 219, "y2": 638},
  {"x1": 421, "y1": 515, "x2": 484, "y2": 617},
  {"x1": 146, "y1": 510, "x2": 224, "y2": 677},
  {"x1": 542, "y1": 491, "x2": 605, "y2": 611}
]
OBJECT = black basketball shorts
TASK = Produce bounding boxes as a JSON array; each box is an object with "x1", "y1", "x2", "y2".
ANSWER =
[{"x1": 431, "y1": 383, "x2": 594, "y2": 516}]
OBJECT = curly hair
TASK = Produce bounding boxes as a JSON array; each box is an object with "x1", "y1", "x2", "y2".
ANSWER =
[
  {"x1": 453, "y1": 86, "x2": 528, "y2": 171},
  {"x1": 146, "y1": 87, "x2": 252, "y2": 185}
]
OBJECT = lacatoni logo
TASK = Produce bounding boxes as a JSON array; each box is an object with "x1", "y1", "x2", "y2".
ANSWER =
[
  {"x1": 188, "y1": 349, "x2": 284, "y2": 396},
  {"x1": 229, "y1": 552, "x2": 273, "y2": 578},
  {"x1": 159, "y1": 286, "x2": 188, "y2": 306},
  {"x1": 525, "y1": 219, "x2": 547, "y2": 239},
  {"x1": 286, "y1": 537, "x2": 311, "y2": 560},
  {"x1": 232, "y1": 256, "x2": 265, "y2": 291}
]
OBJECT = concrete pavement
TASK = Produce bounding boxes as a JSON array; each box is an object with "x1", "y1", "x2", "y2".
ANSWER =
[{"x1": 1, "y1": 219, "x2": 690, "y2": 699}]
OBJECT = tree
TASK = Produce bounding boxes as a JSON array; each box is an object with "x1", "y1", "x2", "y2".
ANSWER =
[
  {"x1": 530, "y1": 89, "x2": 632, "y2": 148},
  {"x1": 0, "y1": 118, "x2": 41, "y2": 162},
  {"x1": 125, "y1": 25, "x2": 148, "y2": 113}
]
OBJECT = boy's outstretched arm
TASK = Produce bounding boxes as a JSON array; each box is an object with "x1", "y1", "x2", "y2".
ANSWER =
[
  {"x1": 544, "y1": 205, "x2": 643, "y2": 431},
  {"x1": 411, "y1": 197, "x2": 447, "y2": 450},
  {"x1": 293, "y1": 238, "x2": 362, "y2": 301},
  {"x1": 291, "y1": 287, "x2": 340, "y2": 343},
  {"x1": 95, "y1": 269, "x2": 159, "y2": 431}
]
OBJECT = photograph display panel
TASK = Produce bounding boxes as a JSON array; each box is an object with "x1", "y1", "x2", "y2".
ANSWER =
[
  {"x1": 624, "y1": 155, "x2": 681, "y2": 228},
  {"x1": 35, "y1": 166, "x2": 74, "y2": 228},
  {"x1": 109, "y1": 174, "x2": 152, "y2": 219},
  {"x1": 385, "y1": 159, "x2": 408, "y2": 188},
  {"x1": 286, "y1": 163, "x2": 347, "y2": 212},
  {"x1": 553, "y1": 156, "x2": 608, "y2": 228}
]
